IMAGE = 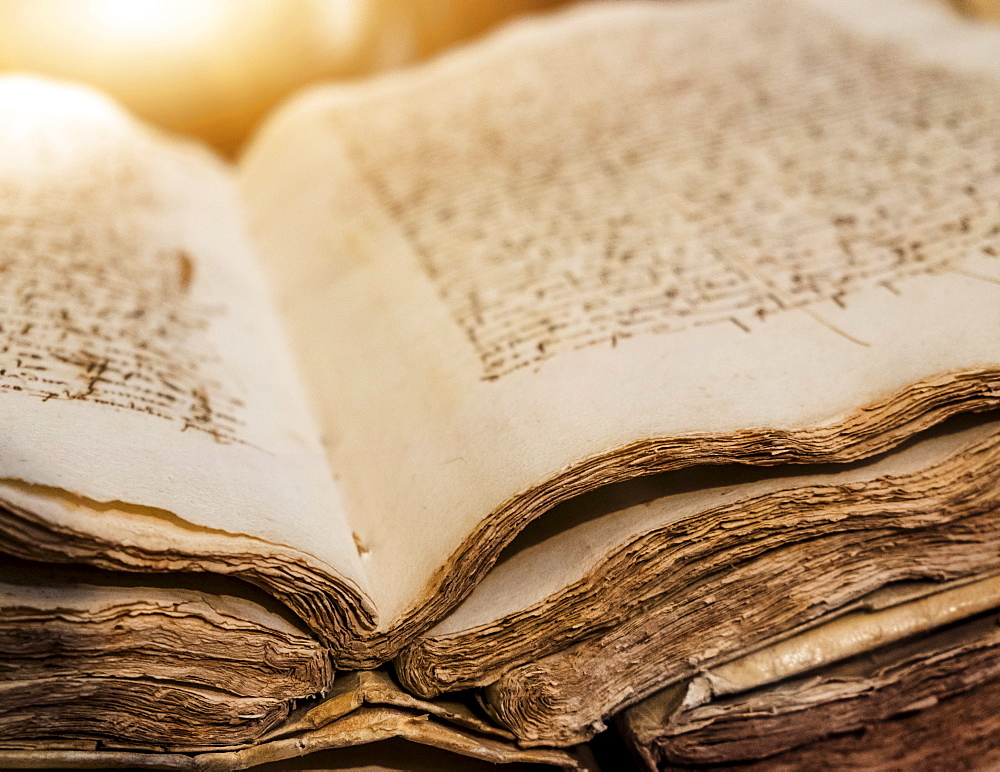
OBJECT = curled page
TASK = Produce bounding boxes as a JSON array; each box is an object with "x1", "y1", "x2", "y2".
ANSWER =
[
  {"x1": 0, "y1": 557, "x2": 332, "y2": 749},
  {"x1": 483, "y1": 574, "x2": 1000, "y2": 745},
  {"x1": 0, "y1": 558, "x2": 577, "y2": 768},
  {"x1": 240, "y1": 0, "x2": 1000, "y2": 663},
  {"x1": 0, "y1": 77, "x2": 373, "y2": 648},
  {"x1": 0, "y1": 708, "x2": 577, "y2": 771},
  {"x1": 477, "y1": 477, "x2": 1000, "y2": 745},
  {"x1": 620, "y1": 595, "x2": 1000, "y2": 770},
  {"x1": 397, "y1": 415, "x2": 1000, "y2": 695}
]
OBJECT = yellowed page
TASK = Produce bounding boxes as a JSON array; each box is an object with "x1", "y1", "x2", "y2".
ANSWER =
[
  {"x1": 691, "y1": 573, "x2": 1000, "y2": 702},
  {"x1": 0, "y1": 709, "x2": 577, "y2": 771},
  {"x1": 415, "y1": 415, "x2": 1000, "y2": 645},
  {"x1": 0, "y1": 557, "x2": 334, "y2": 749},
  {"x1": 0, "y1": 77, "x2": 372, "y2": 643},
  {"x1": 240, "y1": 0, "x2": 1000, "y2": 656}
]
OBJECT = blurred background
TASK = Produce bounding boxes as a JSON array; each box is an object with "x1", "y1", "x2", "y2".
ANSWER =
[{"x1": 0, "y1": 0, "x2": 995, "y2": 158}]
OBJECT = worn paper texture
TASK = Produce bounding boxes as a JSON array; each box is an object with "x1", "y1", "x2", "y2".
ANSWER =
[
  {"x1": 0, "y1": 77, "x2": 372, "y2": 641},
  {"x1": 241, "y1": 0, "x2": 1000, "y2": 653}
]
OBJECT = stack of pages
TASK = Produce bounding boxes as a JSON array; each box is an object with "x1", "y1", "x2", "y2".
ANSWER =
[{"x1": 1, "y1": 0, "x2": 1000, "y2": 768}]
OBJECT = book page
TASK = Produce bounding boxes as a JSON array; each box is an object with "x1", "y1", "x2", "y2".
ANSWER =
[
  {"x1": 621, "y1": 587, "x2": 1000, "y2": 771},
  {"x1": 240, "y1": 0, "x2": 1000, "y2": 648},
  {"x1": 0, "y1": 556, "x2": 334, "y2": 749},
  {"x1": 421, "y1": 414, "x2": 1000, "y2": 639},
  {"x1": 0, "y1": 77, "x2": 372, "y2": 641}
]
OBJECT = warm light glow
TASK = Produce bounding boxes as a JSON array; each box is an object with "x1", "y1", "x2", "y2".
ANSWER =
[
  {"x1": 0, "y1": 0, "x2": 372, "y2": 154},
  {"x1": 0, "y1": 77, "x2": 125, "y2": 178},
  {"x1": 0, "y1": 76, "x2": 116, "y2": 121},
  {"x1": 310, "y1": 0, "x2": 368, "y2": 52},
  {"x1": 79, "y1": 0, "x2": 238, "y2": 47}
]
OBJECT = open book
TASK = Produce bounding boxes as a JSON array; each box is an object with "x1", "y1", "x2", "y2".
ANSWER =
[{"x1": 3, "y1": 0, "x2": 1000, "y2": 764}]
